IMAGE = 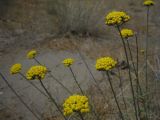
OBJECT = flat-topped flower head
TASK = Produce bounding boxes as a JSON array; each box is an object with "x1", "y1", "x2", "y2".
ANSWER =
[
  {"x1": 121, "y1": 28, "x2": 134, "y2": 39},
  {"x1": 140, "y1": 49, "x2": 145, "y2": 54},
  {"x1": 27, "y1": 50, "x2": 37, "y2": 59},
  {"x1": 95, "y1": 57, "x2": 117, "y2": 71},
  {"x1": 143, "y1": 0, "x2": 154, "y2": 6},
  {"x1": 26, "y1": 65, "x2": 47, "y2": 80},
  {"x1": 63, "y1": 95, "x2": 90, "y2": 116},
  {"x1": 105, "y1": 11, "x2": 130, "y2": 26},
  {"x1": 10, "y1": 63, "x2": 22, "y2": 74},
  {"x1": 62, "y1": 58, "x2": 74, "y2": 67}
]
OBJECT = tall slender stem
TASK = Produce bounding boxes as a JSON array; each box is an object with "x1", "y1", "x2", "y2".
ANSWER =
[
  {"x1": 33, "y1": 58, "x2": 72, "y2": 95},
  {"x1": 117, "y1": 26, "x2": 139, "y2": 120},
  {"x1": 126, "y1": 40, "x2": 137, "y2": 74},
  {"x1": 71, "y1": 51, "x2": 100, "y2": 120},
  {"x1": 77, "y1": 49, "x2": 107, "y2": 101},
  {"x1": 145, "y1": 6, "x2": 149, "y2": 93},
  {"x1": 78, "y1": 112, "x2": 85, "y2": 120},
  {"x1": 34, "y1": 58, "x2": 42, "y2": 65},
  {"x1": 0, "y1": 72, "x2": 41, "y2": 120},
  {"x1": 135, "y1": 35, "x2": 148, "y2": 119},
  {"x1": 69, "y1": 66, "x2": 84, "y2": 95},
  {"x1": 126, "y1": 39, "x2": 141, "y2": 116},
  {"x1": 106, "y1": 71, "x2": 124, "y2": 120},
  {"x1": 19, "y1": 72, "x2": 48, "y2": 98},
  {"x1": 127, "y1": 35, "x2": 142, "y2": 96},
  {"x1": 89, "y1": 102, "x2": 100, "y2": 120},
  {"x1": 39, "y1": 79, "x2": 67, "y2": 120},
  {"x1": 134, "y1": 35, "x2": 142, "y2": 118},
  {"x1": 117, "y1": 63, "x2": 127, "y2": 112},
  {"x1": 144, "y1": 6, "x2": 150, "y2": 120},
  {"x1": 135, "y1": 34, "x2": 142, "y2": 94}
]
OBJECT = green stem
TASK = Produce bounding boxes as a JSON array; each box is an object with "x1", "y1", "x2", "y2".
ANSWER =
[
  {"x1": 135, "y1": 35, "x2": 148, "y2": 120},
  {"x1": 77, "y1": 50, "x2": 107, "y2": 101},
  {"x1": 144, "y1": 6, "x2": 150, "y2": 120},
  {"x1": 135, "y1": 34, "x2": 142, "y2": 94},
  {"x1": 74, "y1": 50, "x2": 101, "y2": 120},
  {"x1": 34, "y1": 58, "x2": 42, "y2": 65},
  {"x1": 69, "y1": 66, "x2": 84, "y2": 95},
  {"x1": 0, "y1": 72, "x2": 41, "y2": 120},
  {"x1": 126, "y1": 39, "x2": 137, "y2": 74},
  {"x1": 134, "y1": 35, "x2": 142, "y2": 118},
  {"x1": 133, "y1": 35, "x2": 149, "y2": 119},
  {"x1": 78, "y1": 112, "x2": 85, "y2": 120},
  {"x1": 106, "y1": 71, "x2": 124, "y2": 120},
  {"x1": 117, "y1": 63, "x2": 127, "y2": 113},
  {"x1": 126, "y1": 39, "x2": 141, "y2": 117},
  {"x1": 117, "y1": 26, "x2": 138, "y2": 120},
  {"x1": 39, "y1": 79, "x2": 67, "y2": 120},
  {"x1": 145, "y1": 6, "x2": 149, "y2": 93},
  {"x1": 33, "y1": 58, "x2": 72, "y2": 95}
]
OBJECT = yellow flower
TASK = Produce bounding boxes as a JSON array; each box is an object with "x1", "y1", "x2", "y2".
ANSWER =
[
  {"x1": 140, "y1": 49, "x2": 145, "y2": 54},
  {"x1": 105, "y1": 11, "x2": 130, "y2": 26},
  {"x1": 95, "y1": 57, "x2": 117, "y2": 71},
  {"x1": 121, "y1": 28, "x2": 134, "y2": 39},
  {"x1": 143, "y1": 0, "x2": 154, "y2": 6},
  {"x1": 62, "y1": 58, "x2": 74, "y2": 67},
  {"x1": 10, "y1": 64, "x2": 22, "y2": 74},
  {"x1": 63, "y1": 95, "x2": 90, "y2": 116},
  {"x1": 26, "y1": 65, "x2": 47, "y2": 80},
  {"x1": 27, "y1": 50, "x2": 37, "y2": 59}
]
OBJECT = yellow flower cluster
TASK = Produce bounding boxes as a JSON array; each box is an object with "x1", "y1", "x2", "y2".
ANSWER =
[
  {"x1": 140, "y1": 49, "x2": 145, "y2": 54},
  {"x1": 143, "y1": 0, "x2": 154, "y2": 6},
  {"x1": 62, "y1": 58, "x2": 74, "y2": 67},
  {"x1": 27, "y1": 50, "x2": 37, "y2": 59},
  {"x1": 26, "y1": 65, "x2": 47, "y2": 80},
  {"x1": 121, "y1": 28, "x2": 134, "y2": 39},
  {"x1": 10, "y1": 64, "x2": 22, "y2": 74},
  {"x1": 95, "y1": 57, "x2": 117, "y2": 71},
  {"x1": 63, "y1": 95, "x2": 90, "y2": 116},
  {"x1": 105, "y1": 11, "x2": 130, "y2": 26}
]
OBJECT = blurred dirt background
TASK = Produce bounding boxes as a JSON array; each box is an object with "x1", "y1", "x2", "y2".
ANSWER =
[{"x1": 0, "y1": 0, "x2": 160, "y2": 120}]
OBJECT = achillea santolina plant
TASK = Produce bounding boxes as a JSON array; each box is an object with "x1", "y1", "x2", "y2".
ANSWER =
[
  {"x1": 121, "y1": 28, "x2": 144, "y2": 118},
  {"x1": 105, "y1": 11, "x2": 130, "y2": 26},
  {"x1": 63, "y1": 58, "x2": 84, "y2": 94},
  {"x1": 95, "y1": 57, "x2": 117, "y2": 71},
  {"x1": 95, "y1": 57, "x2": 125, "y2": 120},
  {"x1": 106, "y1": 11, "x2": 139, "y2": 120},
  {"x1": 77, "y1": 50, "x2": 107, "y2": 102},
  {"x1": 27, "y1": 50, "x2": 37, "y2": 59},
  {"x1": 27, "y1": 50, "x2": 72, "y2": 94},
  {"x1": 63, "y1": 94, "x2": 89, "y2": 120},
  {"x1": 7, "y1": 64, "x2": 41, "y2": 120},
  {"x1": 26, "y1": 65, "x2": 47, "y2": 80},
  {"x1": 143, "y1": 0, "x2": 155, "y2": 119},
  {"x1": 143, "y1": 0, "x2": 155, "y2": 93},
  {"x1": 10, "y1": 63, "x2": 22, "y2": 75},
  {"x1": 62, "y1": 58, "x2": 74, "y2": 67},
  {"x1": 143, "y1": 0, "x2": 155, "y2": 6},
  {"x1": 120, "y1": 28, "x2": 135, "y2": 68},
  {"x1": 10, "y1": 63, "x2": 47, "y2": 97},
  {"x1": 120, "y1": 29, "x2": 134, "y2": 39},
  {"x1": 26, "y1": 65, "x2": 67, "y2": 120}
]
